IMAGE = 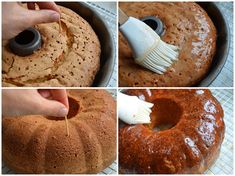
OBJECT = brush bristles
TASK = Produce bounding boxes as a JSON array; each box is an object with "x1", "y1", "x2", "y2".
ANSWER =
[
  {"x1": 136, "y1": 40, "x2": 179, "y2": 74},
  {"x1": 118, "y1": 92, "x2": 154, "y2": 124},
  {"x1": 132, "y1": 99, "x2": 153, "y2": 124}
]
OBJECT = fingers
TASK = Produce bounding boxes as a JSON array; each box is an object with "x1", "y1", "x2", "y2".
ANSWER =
[
  {"x1": 50, "y1": 90, "x2": 69, "y2": 108},
  {"x1": 27, "y1": 2, "x2": 61, "y2": 14},
  {"x1": 2, "y1": 89, "x2": 69, "y2": 117},
  {"x1": 36, "y1": 97, "x2": 68, "y2": 117},
  {"x1": 38, "y1": 89, "x2": 51, "y2": 98},
  {"x1": 26, "y1": 9, "x2": 60, "y2": 26},
  {"x1": 37, "y1": 90, "x2": 69, "y2": 109},
  {"x1": 25, "y1": 2, "x2": 61, "y2": 29},
  {"x1": 35, "y1": 2, "x2": 61, "y2": 14},
  {"x1": 2, "y1": 2, "x2": 61, "y2": 40},
  {"x1": 27, "y1": 2, "x2": 35, "y2": 10},
  {"x1": 35, "y1": 89, "x2": 69, "y2": 117}
]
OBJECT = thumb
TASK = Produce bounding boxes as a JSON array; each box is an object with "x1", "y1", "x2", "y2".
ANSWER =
[
  {"x1": 26, "y1": 9, "x2": 60, "y2": 26},
  {"x1": 36, "y1": 97, "x2": 68, "y2": 117}
]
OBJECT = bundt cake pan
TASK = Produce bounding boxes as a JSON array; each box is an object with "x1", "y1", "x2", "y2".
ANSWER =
[
  {"x1": 57, "y1": 2, "x2": 115, "y2": 87},
  {"x1": 197, "y1": 2, "x2": 229, "y2": 87}
]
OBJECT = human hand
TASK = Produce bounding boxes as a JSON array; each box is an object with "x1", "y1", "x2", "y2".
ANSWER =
[
  {"x1": 2, "y1": 89, "x2": 69, "y2": 117},
  {"x1": 2, "y1": 2, "x2": 61, "y2": 41}
]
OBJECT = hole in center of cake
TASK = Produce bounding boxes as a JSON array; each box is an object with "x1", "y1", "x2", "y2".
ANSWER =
[
  {"x1": 15, "y1": 29, "x2": 35, "y2": 45},
  {"x1": 142, "y1": 19, "x2": 158, "y2": 31},
  {"x1": 67, "y1": 97, "x2": 80, "y2": 119},
  {"x1": 46, "y1": 97, "x2": 80, "y2": 120},
  {"x1": 150, "y1": 98, "x2": 182, "y2": 131}
]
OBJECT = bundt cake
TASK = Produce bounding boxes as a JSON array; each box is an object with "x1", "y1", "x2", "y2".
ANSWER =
[
  {"x1": 119, "y1": 2, "x2": 217, "y2": 87},
  {"x1": 3, "y1": 90, "x2": 116, "y2": 174},
  {"x1": 119, "y1": 89, "x2": 225, "y2": 174},
  {"x1": 3, "y1": 5, "x2": 100, "y2": 87}
]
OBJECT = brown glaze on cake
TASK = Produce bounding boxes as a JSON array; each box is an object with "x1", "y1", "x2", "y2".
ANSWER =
[
  {"x1": 119, "y1": 2, "x2": 217, "y2": 87},
  {"x1": 3, "y1": 90, "x2": 116, "y2": 173},
  {"x1": 3, "y1": 6, "x2": 100, "y2": 87},
  {"x1": 119, "y1": 89, "x2": 225, "y2": 174}
]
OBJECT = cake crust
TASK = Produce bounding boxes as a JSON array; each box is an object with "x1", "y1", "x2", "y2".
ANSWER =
[{"x1": 119, "y1": 2, "x2": 217, "y2": 87}]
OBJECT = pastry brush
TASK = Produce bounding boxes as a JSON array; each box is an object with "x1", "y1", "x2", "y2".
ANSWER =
[
  {"x1": 118, "y1": 92, "x2": 153, "y2": 124},
  {"x1": 119, "y1": 8, "x2": 179, "y2": 74}
]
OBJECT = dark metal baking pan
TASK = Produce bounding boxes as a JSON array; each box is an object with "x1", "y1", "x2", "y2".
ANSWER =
[
  {"x1": 197, "y1": 2, "x2": 230, "y2": 87},
  {"x1": 57, "y1": 2, "x2": 115, "y2": 87}
]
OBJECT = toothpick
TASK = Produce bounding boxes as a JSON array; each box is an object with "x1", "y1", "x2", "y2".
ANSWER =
[
  {"x1": 59, "y1": 18, "x2": 62, "y2": 33},
  {"x1": 65, "y1": 115, "x2": 69, "y2": 136}
]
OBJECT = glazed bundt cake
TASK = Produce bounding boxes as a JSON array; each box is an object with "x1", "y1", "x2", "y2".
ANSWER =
[
  {"x1": 119, "y1": 2, "x2": 217, "y2": 87},
  {"x1": 119, "y1": 89, "x2": 225, "y2": 174},
  {"x1": 3, "y1": 90, "x2": 116, "y2": 174},
  {"x1": 3, "y1": 5, "x2": 100, "y2": 87}
]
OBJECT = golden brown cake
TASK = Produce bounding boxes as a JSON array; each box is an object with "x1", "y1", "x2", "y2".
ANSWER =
[
  {"x1": 3, "y1": 90, "x2": 116, "y2": 174},
  {"x1": 3, "y1": 5, "x2": 100, "y2": 87},
  {"x1": 119, "y1": 2, "x2": 216, "y2": 87},
  {"x1": 119, "y1": 89, "x2": 225, "y2": 174}
]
